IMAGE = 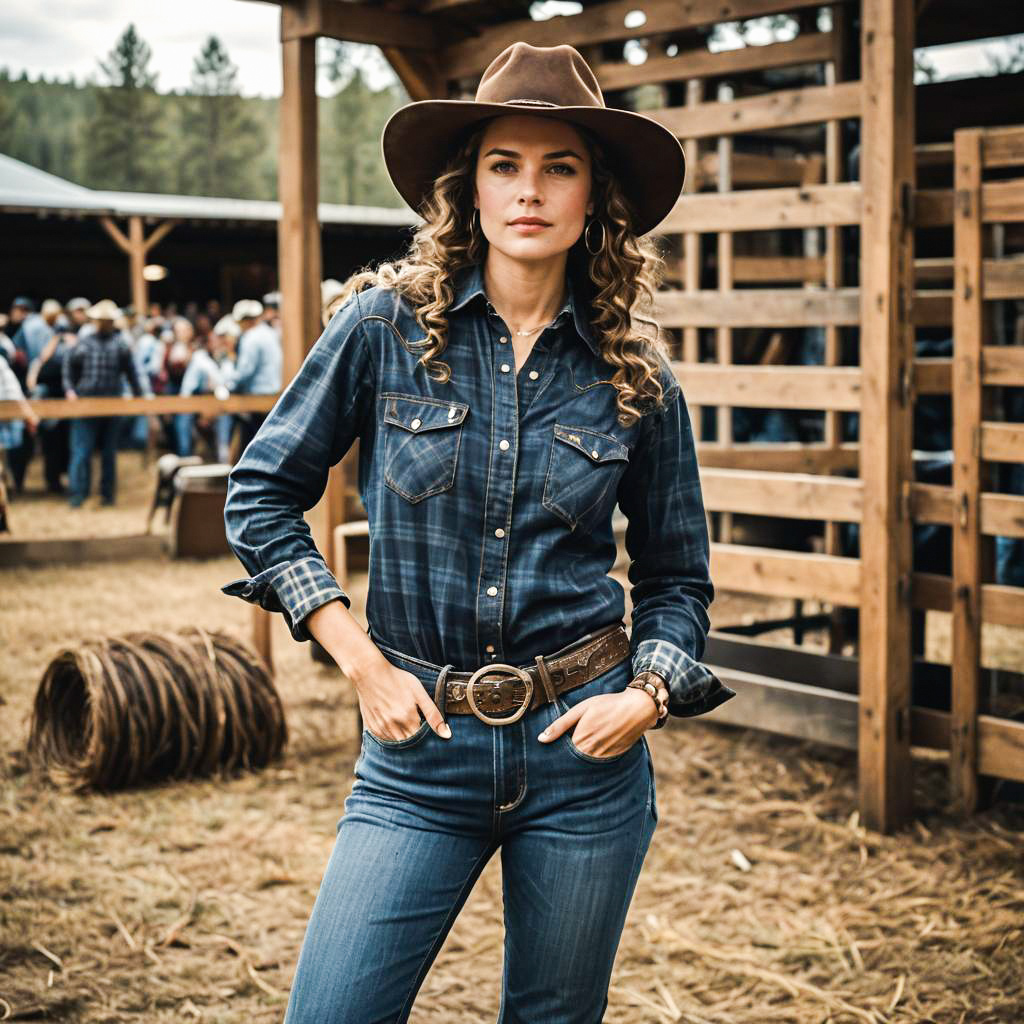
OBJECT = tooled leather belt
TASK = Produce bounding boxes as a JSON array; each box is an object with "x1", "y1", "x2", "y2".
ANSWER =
[{"x1": 430, "y1": 622, "x2": 631, "y2": 725}]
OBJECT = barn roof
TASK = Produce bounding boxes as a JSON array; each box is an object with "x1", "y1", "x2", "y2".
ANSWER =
[{"x1": 0, "y1": 152, "x2": 419, "y2": 227}]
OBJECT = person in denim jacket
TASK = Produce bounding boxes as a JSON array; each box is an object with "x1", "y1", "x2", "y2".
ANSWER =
[{"x1": 222, "y1": 41, "x2": 735, "y2": 1024}]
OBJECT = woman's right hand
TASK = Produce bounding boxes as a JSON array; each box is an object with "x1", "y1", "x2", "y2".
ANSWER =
[{"x1": 353, "y1": 661, "x2": 452, "y2": 742}]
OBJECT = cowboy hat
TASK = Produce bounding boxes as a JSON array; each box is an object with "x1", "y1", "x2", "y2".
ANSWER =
[
  {"x1": 380, "y1": 41, "x2": 685, "y2": 237},
  {"x1": 86, "y1": 299, "x2": 122, "y2": 321},
  {"x1": 231, "y1": 299, "x2": 264, "y2": 322}
]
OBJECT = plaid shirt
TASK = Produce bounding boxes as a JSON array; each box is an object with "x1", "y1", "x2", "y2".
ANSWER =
[
  {"x1": 221, "y1": 261, "x2": 736, "y2": 721},
  {"x1": 62, "y1": 327, "x2": 143, "y2": 397}
]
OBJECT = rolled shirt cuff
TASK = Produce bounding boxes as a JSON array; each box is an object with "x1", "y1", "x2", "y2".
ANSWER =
[
  {"x1": 632, "y1": 637, "x2": 737, "y2": 720},
  {"x1": 221, "y1": 555, "x2": 350, "y2": 643}
]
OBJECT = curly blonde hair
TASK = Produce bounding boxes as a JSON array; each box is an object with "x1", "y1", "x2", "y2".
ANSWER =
[{"x1": 328, "y1": 119, "x2": 674, "y2": 427}]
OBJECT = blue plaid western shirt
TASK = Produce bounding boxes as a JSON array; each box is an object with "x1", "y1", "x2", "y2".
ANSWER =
[{"x1": 221, "y1": 260, "x2": 736, "y2": 721}]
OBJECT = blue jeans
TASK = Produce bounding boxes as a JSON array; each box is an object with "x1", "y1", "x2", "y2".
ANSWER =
[
  {"x1": 68, "y1": 416, "x2": 121, "y2": 504},
  {"x1": 282, "y1": 636, "x2": 659, "y2": 1024}
]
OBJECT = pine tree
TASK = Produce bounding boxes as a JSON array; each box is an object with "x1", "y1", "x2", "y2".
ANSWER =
[
  {"x1": 177, "y1": 36, "x2": 263, "y2": 197},
  {"x1": 82, "y1": 23, "x2": 166, "y2": 192}
]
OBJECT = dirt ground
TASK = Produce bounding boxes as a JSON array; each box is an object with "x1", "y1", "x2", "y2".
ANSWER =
[{"x1": 2, "y1": 453, "x2": 1023, "y2": 1023}]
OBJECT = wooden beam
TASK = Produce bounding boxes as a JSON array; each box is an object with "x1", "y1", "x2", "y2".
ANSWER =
[
  {"x1": 0, "y1": 393, "x2": 276, "y2": 423},
  {"x1": 697, "y1": 442, "x2": 860, "y2": 474},
  {"x1": 857, "y1": 0, "x2": 915, "y2": 833},
  {"x1": 648, "y1": 82, "x2": 862, "y2": 141},
  {"x1": 710, "y1": 543, "x2": 861, "y2": 606},
  {"x1": 699, "y1": 467, "x2": 863, "y2": 521},
  {"x1": 732, "y1": 256, "x2": 826, "y2": 282},
  {"x1": 439, "y1": 0, "x2": 837, "y2": 79},
  {"x1": 981, "y1": 423, "x2": 1024, "y2": 463},
  {"x1": 656, "y1": 289, "x2": 861, "y2": 328},
  {"x1": 951, "y1": 127, "x2": 984, "y2": 816},
  {"x1": 281, "y1": 0, "x2": 450, "y2": 49},
  {"x1": 982, "y1": 345, "x2": 1024, "y2": 386},
  {"x1": 670, "y1": 364, "x2": 862, "y2": 411},
  {"x1": 595, "y1": 33, "x2": 835, "y2": 92},
  {"x1": 660, "y1": 183, "x2": 862, "y2": 234}
]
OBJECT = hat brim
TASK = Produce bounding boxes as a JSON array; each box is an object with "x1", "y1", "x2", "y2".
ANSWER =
[{"x1": 381, "y1": 100, "x2": 684, "y2": 237}]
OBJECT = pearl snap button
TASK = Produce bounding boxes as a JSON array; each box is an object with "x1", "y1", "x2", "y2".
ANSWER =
[
  {"x1": 494, "y1": 527, "x2": 505, "y2": 538},
  {"x1": 500, "y1": 363, "x2": 510, "y2": 373},
  {"x1": 529, "y1": 370, "x2": 539, "y2": 380},
  {"x1": 499, "y1": 336, "x2": 508, "y2": 343},
  {"x1": 499, "y1": 439, "x2": 510, "y2": 451},
  {"x1": 591, "y1": 449, "x2": 599, "y2": 458},
  {"x1": 410, "y1": 417, "x2": 421, "y2": 429},
  {"x1": 487, "y1": 586, "x2": 498, "y2": 596}
]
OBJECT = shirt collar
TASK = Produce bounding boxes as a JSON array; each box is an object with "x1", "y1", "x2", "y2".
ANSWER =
[{"x1": 448, "y1": 261, "x2": 599, "y2": 356}]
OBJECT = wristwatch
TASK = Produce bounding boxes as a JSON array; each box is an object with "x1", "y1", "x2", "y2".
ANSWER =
[{"x1": 627, "y1": 670, "x2": 670, "y2": 729}]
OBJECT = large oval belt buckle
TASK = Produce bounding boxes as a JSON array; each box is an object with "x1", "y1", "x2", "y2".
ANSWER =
[{"x1": 465, "y1": 663, "x2": 534, "y2": 725}]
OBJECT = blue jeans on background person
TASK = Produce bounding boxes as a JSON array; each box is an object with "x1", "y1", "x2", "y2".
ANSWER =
[
  {"x1": 281, "y1": 637, "x2": 659, "y2": 1024},
  {"x1": 68, "y1": 416, "x2": 122, "y2": 506},
  {"x1": 173, "y1": 412, "x2": 194, "y2": 457}
]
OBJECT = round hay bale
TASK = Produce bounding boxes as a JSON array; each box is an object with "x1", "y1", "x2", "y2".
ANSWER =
[{"x1": 27, "y1": 628, "x2": 286, "y2": 791}]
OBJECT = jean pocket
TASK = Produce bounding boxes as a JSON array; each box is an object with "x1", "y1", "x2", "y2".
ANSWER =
[
  {"x1": 553, "y1": 659, "x2": 641, "y2": 765},
  {"x1": 363, "y1": 715, "x2": 433, "y2": 749},
  {"x1": 541, "y1": 423, "x2": 629, "y2": 532},
  {"x1": 380, "y1": 392, "x2": 469, "y2": 503}
]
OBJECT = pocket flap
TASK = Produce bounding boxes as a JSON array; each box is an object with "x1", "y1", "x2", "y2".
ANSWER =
[
  {"x1": 553, "y1": 424, "x2": 628, "y2": 463},
  {"x1": 382, "y1": 394, "x2": 469, "y2": 433}
]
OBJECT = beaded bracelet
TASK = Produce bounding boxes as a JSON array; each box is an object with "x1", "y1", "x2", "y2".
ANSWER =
[{"x1": 627, "y1": 671, "x2": 670, "y2": 729}]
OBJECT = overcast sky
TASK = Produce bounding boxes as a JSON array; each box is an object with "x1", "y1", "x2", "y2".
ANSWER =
[{"x1": 1, "y1": 1, "x2": 1021, "y2": 99}]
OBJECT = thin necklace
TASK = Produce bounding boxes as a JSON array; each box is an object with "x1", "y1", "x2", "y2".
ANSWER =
[{"x1": 511, "y1": 321, "x2": 554, "y2": 337}]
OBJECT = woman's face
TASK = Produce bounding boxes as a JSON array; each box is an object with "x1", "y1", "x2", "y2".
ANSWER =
[{"x1": 473, "y1": 113, "x2": 594, "y2": 264}]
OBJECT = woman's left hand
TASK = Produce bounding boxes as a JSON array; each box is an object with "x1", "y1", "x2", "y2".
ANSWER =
[{"x1": 537, "y1": 687, "x2": 661, "y2": 758}]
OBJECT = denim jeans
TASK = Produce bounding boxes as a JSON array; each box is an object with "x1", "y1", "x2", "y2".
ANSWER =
[
  {"x1": 68, "y1": 416, "x2": 121, "y2": 504},
  {"x1": 282, "y1": 635, "x2": 659, "y2": 1024}
]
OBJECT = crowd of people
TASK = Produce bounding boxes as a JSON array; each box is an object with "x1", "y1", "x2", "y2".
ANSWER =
[{"x1": 0, "y1": 291, "x2": 284, "y2": 522}]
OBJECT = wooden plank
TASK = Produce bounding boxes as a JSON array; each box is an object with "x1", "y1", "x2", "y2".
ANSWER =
[
  {"x1": 913, "y1": 356, "x2": 951, "y2": 395},
  {"x1": 649, "y1": 82, "x2": 862, "y2": 141},
  {"x1": 701, "y1": 151, "x2": 820, "y2": 188},
  {"x1": 857, "y1": 0, "x2": 915, "y2": 832},
  {"x1": 595, "y1": 33, "x2": 835, "y2": 91},
  {"x1": 981, "y1": 180, "x2": 1024, "y2": 223},
  {"x1": 672, "y1": 364, "x2": 861, "y2": 410},
  {"x1": 697, "y1": 442, "x2": 859, "y2": 473},
  {"x1": 282, "y1": 0, "x2": 449, "y2": 49},
  {"x1": 660, "y1": 183, "x2": 862, "y2": 234},
  {"x1": 978, "y1": 714, "x2": 1024, "y2": 784},
  {"x1": 911, "y1": 484, "x2": 1024, "y2": 540},
  {"x1": 438, "y1": 0, "x2": 834, "y2": 79},
  {"x1": 951, "y1": 127, "x2": 984, "y2": 815},
  {"x1": 982, "y1": 126, "x2": 1024, "y2": 170},
  {"x1": 656, "y1": 288, "x2": 861, "y2": 327},
  {"x1": 914, "y1": 188, "x2": 954, "y2": 227},
  {"x1": 733, "y1": 255, "x2": 825, "y2": 283},
  {"x1": 982, "y1": 585, "x2": 1024, "y2": 629},
  {"x1": 984, "y1": 257, "x2": 1024, "y2": 299},
  {"x1": 912, "y1": 291, "x2": 952, "y2": 326},
  {"x1": 681, "y1": 78, "x2": 703, "y2": 419},
  {"x1": 0, "y1": 394, "x2": 277, "y2": 422},
  {"x1": 982, "y1": 345, "x2": 1024, "y2": 386},
  {"x1": 981, "y1": 423, "x2": 1024, "y2": 463},
  {"x1": 699, "y1": 467, "x2": 862, "y2": 521},
  {"x1": 710, "y1": 542, "x2": 861, "y2": 605},
  {"x1": 0, "y1": 533, "x2": 165, "y2": 569}
]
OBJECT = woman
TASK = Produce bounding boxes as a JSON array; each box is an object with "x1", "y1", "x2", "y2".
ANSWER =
[{"x1": 222, "y1": 41, "x2": 736, "y2": 1023}]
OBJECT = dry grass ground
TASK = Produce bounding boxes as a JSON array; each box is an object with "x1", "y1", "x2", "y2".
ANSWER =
[{"x1": 2, "y1": 453, "x2": 1023, "y2": 1022}]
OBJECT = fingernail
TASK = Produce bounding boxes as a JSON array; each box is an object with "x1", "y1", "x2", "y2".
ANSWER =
[
  {"x1": 538, "y1": 729, "x2": 549, "y2": 741},
  {"x1": 439, "y1": 722, "x2": 452, "y2": 738}
]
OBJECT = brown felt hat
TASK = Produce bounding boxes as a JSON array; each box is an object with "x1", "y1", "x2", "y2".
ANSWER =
[{"x1": 381, "y1": 41, "x2": 685, "y2": 237}]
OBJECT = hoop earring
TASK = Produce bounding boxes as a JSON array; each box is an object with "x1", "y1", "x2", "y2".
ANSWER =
[
  {"x1": 584, "y1": 217, "x2": 606, "y2": 256},
  {"x1": 471, "y1": 208, "x2": 481, "y2": 243}
]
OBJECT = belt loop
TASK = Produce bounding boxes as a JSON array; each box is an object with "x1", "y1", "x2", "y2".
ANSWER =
[
  {"x1": 435, "y1": 663, "x2": 452, "y2": 717},
  {"x1": 534, "y1": 654, "x2": 558, "y2": 707}
]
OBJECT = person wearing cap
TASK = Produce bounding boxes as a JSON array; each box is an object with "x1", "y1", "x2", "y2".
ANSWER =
[
  {"x1": 223, "y1": 298, "x2": 281, "y2": 452},
  {"x1": 220, "y1": 42, "x2": 733, "y2": 1021},
  {"x1": 261, "y1": 291, "x2": 282, "y2": 338},
  {"x1": 62, "y1": 299, "x2": 146, "y2": 507},
  {"x1": 66, "y1": 297, "x2": 92, "y2": 334},
  {"x1": 175, "y1": 315, "x2": 237, "y2": 460}
]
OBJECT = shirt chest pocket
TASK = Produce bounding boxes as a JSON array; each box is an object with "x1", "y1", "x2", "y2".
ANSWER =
[
  {"x1": 380, "y1": 393, "x2": 470, "y2": 503},
  {"x1": 542, "y1": 423, "x2": 630, "y2": 532}
]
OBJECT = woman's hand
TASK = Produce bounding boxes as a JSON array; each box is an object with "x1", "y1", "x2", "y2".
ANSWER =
[
  {"x1": 352, "y1": 660, "x2": 452, "y2": 742},
  {"x1": 537, "y1": 685, "x2": 662, "y2": 758}
]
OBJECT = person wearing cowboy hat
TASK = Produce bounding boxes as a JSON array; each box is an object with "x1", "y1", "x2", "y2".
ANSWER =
[
  {"x1": 223, "y1": 298, "x2": 281, "y2": 453},
  {"x1": 220, "y1": 41, "x2": 733, "y2": 1022},
  {"x1": 62, "y1": 298, "x2": 146, "y2": 507}
]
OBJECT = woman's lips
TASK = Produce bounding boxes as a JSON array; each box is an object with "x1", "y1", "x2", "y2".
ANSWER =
[{"x1": 509, "y1": 222, "x2": 550, "y2": 233}]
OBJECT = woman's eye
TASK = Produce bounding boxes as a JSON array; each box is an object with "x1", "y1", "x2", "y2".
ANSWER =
[{"x1": 490, "y1": 161, "x2": 575, "y2": 175}]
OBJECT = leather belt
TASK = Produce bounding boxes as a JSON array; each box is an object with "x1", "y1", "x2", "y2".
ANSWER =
[{"x1": 429, "y1": 623, "x2": 631, "y2": 725}]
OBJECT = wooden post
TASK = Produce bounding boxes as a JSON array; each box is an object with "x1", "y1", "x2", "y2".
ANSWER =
[
  {"x1": 716, "y1": 82, "x2": 734, "y2": 542},
  {"x1": 951, "y1": 128, "x2": 984, "y2": 814},
  {"x1": 857, "y1": 0, "x2": 916, "y2": 832},
  {"x1": 99, "y1": 216, "x2": 175, "y2": 315},
  {"x1": 682, "y1": 79, "x2": 704, "y2": 435}
]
